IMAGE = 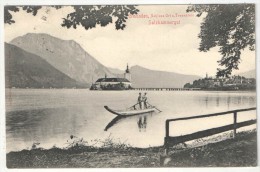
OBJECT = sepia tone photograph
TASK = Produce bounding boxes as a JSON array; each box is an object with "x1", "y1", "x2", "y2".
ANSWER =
[{"x1": 3, "y1": 2, "x2": 257, "y2": 169}]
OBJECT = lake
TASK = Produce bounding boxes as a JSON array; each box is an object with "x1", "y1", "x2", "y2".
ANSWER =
[{"x1": 5, "y1": 89, "x2": 256, "y2": 152}]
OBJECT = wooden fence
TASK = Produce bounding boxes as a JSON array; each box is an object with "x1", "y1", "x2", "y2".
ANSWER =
[{"x1": 164, "y1": 107, "x2": 257, "y2": 154}]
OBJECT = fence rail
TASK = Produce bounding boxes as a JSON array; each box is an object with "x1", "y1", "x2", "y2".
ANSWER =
[{"x1": 164, "y1": 107, "x2": 257, "y2": 153}]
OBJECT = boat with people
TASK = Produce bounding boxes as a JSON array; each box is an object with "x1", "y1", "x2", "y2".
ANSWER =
[{"x1": 104, "y1": 103, "x2": 161, "y2": 116}]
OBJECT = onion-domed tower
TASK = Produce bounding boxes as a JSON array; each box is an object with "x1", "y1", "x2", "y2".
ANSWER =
[{"x1": 124, "y1": 63, "x2": 131, "y2": 82}]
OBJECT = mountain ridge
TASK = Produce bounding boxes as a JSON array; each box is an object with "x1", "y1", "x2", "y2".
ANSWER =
[
  {"x1": 108, "y1": 65, "x2": 201, "y2": 88},
  {"x1": 10, "y1": 33, "x2": 202, "y2": 88},
  {"x1": 130, "y1": 65, "x2": 201, "y2": 88},
  {"x1": 10, "y1": 33, "x2": 114, "y2": 84},
  {"x1": 5, "y1": 42, "x2": 86, "y2": 88}
]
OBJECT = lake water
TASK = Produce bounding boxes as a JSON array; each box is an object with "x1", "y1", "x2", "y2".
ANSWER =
[{"x1": 5, "y1": 89, "x2": 256, "y2": 152}]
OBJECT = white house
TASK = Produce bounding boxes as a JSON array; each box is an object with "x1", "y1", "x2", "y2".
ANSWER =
[{"x1": 91, "y1": 64, "x2": 132, "y2": 90}]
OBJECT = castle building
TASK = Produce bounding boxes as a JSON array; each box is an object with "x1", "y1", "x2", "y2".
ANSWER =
[{"x1": 90, "y1": 64, "x2": 132, "y2": 90}]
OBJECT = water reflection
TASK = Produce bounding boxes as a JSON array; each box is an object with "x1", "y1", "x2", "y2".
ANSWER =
[
  {"x1": 227, "y1": 96, "x2": 231, "y2": 108},
  {"x1": 205, "y1": 96, "x2": 208, "y2": 108},
  {"x1": 216, "y1": 96, "x2": 220, "y2": 107},
  {"x1": 200, "y1": 95, "x2": 256, "y2": 110},
  {"x1": 249, "y1": 96, "x2": 255, "y2": 105},
  {"x1": 104, "y1": 113, "x2": 152, "y2": 132},
  {"x1": 137, "y1": 116, "x2": 147, "y2": 132},
  {"x1": 104, "y1": 116, "x2": 126, "y2": 131}
]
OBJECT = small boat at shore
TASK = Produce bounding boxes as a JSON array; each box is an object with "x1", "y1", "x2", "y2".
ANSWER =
[{"x1": 104, "y1": 105, "x2": 157, "y2": 116}]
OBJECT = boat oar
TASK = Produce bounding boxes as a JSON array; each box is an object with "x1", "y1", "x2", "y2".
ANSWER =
[
  {"x1": 147, "y1": 102, "x2": 162, "y2": 112},
  {"x1": 127, "y1": 103, "x2": 139, "y2": 110}
]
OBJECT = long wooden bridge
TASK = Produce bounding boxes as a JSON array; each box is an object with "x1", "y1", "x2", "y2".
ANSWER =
[{"x1": 132, "y1": 88, "x2": 201, "y2": 91}]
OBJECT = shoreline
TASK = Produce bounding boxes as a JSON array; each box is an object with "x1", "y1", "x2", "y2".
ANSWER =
[
  {"x1": 5, "y1": 87, "x2": 257, "y2": 92},
  {"x1": 6, "y1": 130, "x2": 257, "y2": 168}
]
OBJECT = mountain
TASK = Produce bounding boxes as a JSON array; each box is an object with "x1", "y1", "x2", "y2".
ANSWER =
[
  {"x1": 108, "y1": 66, "x2": 201, "y2": 88},
  {"x1": 130, "y1": 65, "x2": 201, "y2": 88},
  {"x1": 5, "y1": 43, "x2": 85, "y2": 88},
  {"x1": 108, "y1": 67, "x2": 124, "y2": 75},
  {"x1": 10, "y1": 33, "x2": 114, "y2": 84},
  {"x1": 238, "y1": 69, "x2": 255, "y2": 78},
  {"x1": 9, "y1": 33, "x2": 200, "y2": 88},
  {"x1": 109, "y1": 65, "x2": 201, "y2": 88}
]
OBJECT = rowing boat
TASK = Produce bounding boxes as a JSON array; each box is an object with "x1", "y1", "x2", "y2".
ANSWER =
[{"x1": 104, "y1": 106, "x2": 156, "y2": 116}]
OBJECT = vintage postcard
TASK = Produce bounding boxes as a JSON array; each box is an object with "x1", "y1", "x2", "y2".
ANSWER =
[{"x1": 2, "y1": 1, "x2": 258, "y2": 169}]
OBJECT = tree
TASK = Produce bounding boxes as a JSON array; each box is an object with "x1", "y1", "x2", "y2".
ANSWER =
[
  {"x1": 187, "y1": 4, "x2": 255, "y2": 77},
  {"x1": 184, "y1": 83, "x2": 191, "y2": 88},
  {"x1": 4, "y1": 5, "x2": 139, "y2": 30}
]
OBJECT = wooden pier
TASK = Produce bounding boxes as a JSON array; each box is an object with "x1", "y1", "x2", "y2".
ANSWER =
[{"x1": 133, "y1": 88, "x2": 201, "y2": 91}]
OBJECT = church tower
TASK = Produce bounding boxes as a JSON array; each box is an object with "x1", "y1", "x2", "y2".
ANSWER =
[{"x1": 124, "y1": 64, "x2": 131, "y2": 82}]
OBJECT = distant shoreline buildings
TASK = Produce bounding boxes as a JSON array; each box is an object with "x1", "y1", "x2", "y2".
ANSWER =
[
  {"x1": 90, "y1": 64, "x2": 132, "y2": 90},
  {"x1": 184, "y1": 73, "x2": 256, "y2": 90}
]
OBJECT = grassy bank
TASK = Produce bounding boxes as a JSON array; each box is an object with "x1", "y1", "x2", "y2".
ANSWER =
[
  {"x1": 166, "y1": 130, "x2": 257, "y2": 167},
  {"x1": 7, "y1": 130, "x2": 257, "y2": 168}
]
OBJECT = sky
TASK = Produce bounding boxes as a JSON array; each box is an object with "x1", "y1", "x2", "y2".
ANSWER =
[{"x1": 4, "y1": 5, "x2": 256, "y2": 77}]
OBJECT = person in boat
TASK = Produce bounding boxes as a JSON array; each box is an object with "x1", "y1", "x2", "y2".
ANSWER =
[
  {"x1": 142, "y1": 92, "x2": 148, "y2": 109},
  {"x1": 137, "y1": 92, "x2": 142, "y2": 109}
]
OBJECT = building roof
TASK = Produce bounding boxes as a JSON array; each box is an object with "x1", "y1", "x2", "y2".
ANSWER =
[{"x1": 96, "y1": 78, "x2": 130, "y2": 83}]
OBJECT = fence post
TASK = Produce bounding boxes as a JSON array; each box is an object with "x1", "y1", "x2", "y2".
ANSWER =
[
  {"x1": 166, "y1": 120, "x2": 169, "y2": 137},
  {"x1": 165, "y1": 120, "x2": 170, "y2": 155},
  {"x1": 233, "y1": 112, "x2": 237, "y2": 138}
]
